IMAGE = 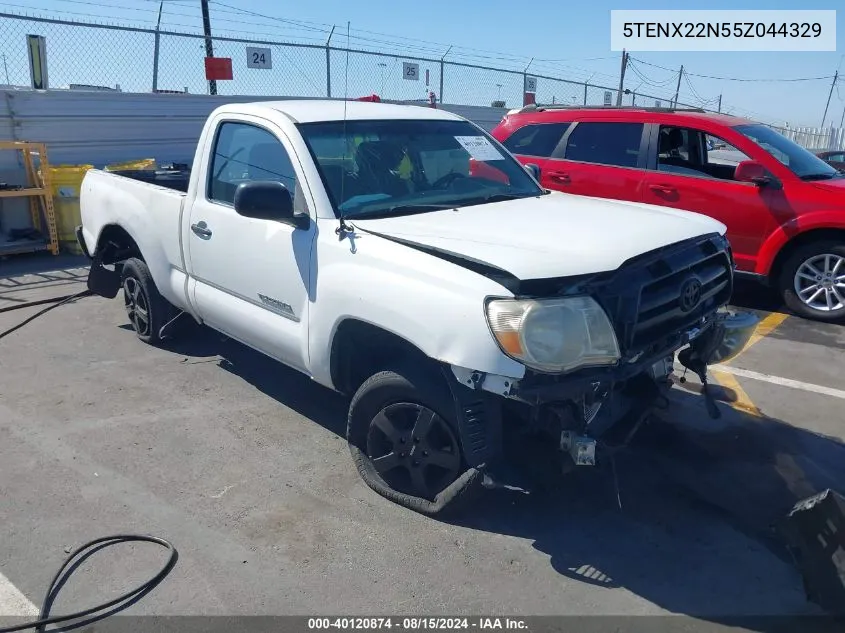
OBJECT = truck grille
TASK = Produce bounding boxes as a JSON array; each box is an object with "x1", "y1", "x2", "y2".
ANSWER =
[{"x1": 593, "y1": 234, "x2": 733, "y2": 353}]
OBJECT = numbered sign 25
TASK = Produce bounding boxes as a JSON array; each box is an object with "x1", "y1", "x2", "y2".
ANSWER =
[
  {"x1": 246, "y1": 47, "x2": 272, "y2": 70},
  {"x1": 402, "y1": 62, "x2": 419, "y2": 81}
]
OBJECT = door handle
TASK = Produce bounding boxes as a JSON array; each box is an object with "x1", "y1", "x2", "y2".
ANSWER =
[
  {"x1": 191, "y1": 222, "x2": 212, "y2": 238},
  {"x1": 648, "y1": 184, "x2": 676, "y2": 194},
  {"x1": 548, "y1": 171, "x2": 571, "y2": 183}
]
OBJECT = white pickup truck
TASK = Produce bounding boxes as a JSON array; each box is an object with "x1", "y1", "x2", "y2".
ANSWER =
[{"x1": 77, "y1": 99, "x2": 758, "y2": 514}]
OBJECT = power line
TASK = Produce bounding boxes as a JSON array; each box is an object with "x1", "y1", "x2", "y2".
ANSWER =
[
  {"x1": 631, "y1": 57, "x2": 835, "y2": 83},
  {"x1": 211, "y1": 0, "x2": 619, "y2": 81},
  {"x1": 626, "y1": 59, "x2": 676, "y2": 88}
]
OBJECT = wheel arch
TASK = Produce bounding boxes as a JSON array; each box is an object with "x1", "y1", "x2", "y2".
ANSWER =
[
  {"x1": 767, "y1": 227, "x2": 845, "y2": 284},
  {"x1": 329, "y1": 318, "x2": 437, "y2": 396},
  {"x1": 94, "y1": 223, "x2": 145, "y2": 265}
]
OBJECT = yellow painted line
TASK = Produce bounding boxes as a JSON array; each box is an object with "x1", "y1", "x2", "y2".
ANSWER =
[
  {"x1": 710, "y1": 368, "x2": 763, "y2": 417},
  {"x1": 733, "y1": 311, "x2": 789, "y2": 359},
  {"x1": 706, "y1": 311, "x2": 787, "y2": 416}
]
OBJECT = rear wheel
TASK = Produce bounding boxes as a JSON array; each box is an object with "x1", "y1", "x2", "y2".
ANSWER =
[
  {"x1": 120, "y1": 257, "x2": 171, "y2": 344},
  {"x1": 779, "y1": 241, "x2": 845, "y2": 322}
]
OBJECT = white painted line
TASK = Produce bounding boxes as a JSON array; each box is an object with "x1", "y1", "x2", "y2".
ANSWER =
[
  {"x1": 0, "y1": 570, "x2": 38, "y2": 617},
  {"x1": 713, "y1": 364, "x2": 845, "y2": 401}
]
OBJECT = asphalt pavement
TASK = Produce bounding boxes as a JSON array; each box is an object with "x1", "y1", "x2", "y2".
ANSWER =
[{"x1": 1, "y1": 256, "x2": 843, "y2": 630}]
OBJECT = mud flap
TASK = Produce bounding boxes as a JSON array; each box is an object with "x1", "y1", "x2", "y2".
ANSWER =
[
  {"x1": 87, "y1": 253, "x2": 121, "y2": 299},
  {"x1": 778, "y1": 488, "x2": 845, "y2": 615}
]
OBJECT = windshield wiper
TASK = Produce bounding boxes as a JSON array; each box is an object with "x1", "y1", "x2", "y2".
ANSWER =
[
  {"x1": 457, "y1": 192, "x2": 534, "y2": 207},
  {"x1": 344, "y1": 203, "x2": 456, "y2": 220},
  {"x1": 800, "y1": 172, "x2": 838, "y2": 181}
]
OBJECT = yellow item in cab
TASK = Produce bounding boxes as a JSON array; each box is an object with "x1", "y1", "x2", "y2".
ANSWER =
[
  {"x1": 104, "y1": 158, "x2": 156, "y2": 172},
  {"x1": 45, "y1": 164, "x2": 94, "y2": 254},
  {"x1": 397, "y1": 154, "x2": 412, "y2": 180}
]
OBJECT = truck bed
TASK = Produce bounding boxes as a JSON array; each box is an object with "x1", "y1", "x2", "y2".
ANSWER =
[
  {"x1": 108, "y1": 167, "x2": 191, "y2": 193},
  {"x1": 79, "y1": 169, "x2": 189, "y2": 310}
]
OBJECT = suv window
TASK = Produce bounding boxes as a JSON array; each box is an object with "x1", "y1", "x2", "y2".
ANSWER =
[
  {"x1": 655, "y1": 125, "x2": 751, "y2": 181},
  {"x1": 209, "y1": 121, "x2": 298, "y2": 206},
  {"x1": 501, "y1": 123, "x2": 569, "y2": 158},
  {"x1": 564, "y1": 122, "x2": 643, "y2": 168}
]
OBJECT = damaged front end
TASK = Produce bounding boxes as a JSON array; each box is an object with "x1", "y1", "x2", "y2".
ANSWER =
[{"x1": 445, "y1": 233, "x2": 759, "y2": 491}]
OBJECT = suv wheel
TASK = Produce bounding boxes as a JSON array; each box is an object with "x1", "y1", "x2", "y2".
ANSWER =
[{"x1": 779, "y1": 241, "x2": 845, "y2": 322}]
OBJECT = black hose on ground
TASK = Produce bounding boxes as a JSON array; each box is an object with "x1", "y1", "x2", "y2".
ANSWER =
[
  {"x1": 0, "y1": 534, "x2": 178, "y2": 633},
  {"x1": 0, "y1": 290, "x2": 93, "y2": 341}
]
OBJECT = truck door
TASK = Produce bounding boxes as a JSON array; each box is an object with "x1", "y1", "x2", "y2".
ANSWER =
[{"x1": 186, "y1": 117, "x2": 315, "y2": 372}]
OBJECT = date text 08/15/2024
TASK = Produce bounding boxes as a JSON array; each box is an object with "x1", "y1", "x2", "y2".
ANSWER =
[{"x1": 307, "y1": 618, "x2": 528, "y2": 630}]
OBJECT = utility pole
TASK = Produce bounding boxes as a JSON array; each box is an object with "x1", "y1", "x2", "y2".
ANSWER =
[
  {"x1": 839, "y1": 102, "x2": 845, "y2": 129},
  {"x1": 821, "y1": 70, "x2": 838, "y2": 127},
  {"x1": 200, "y1": 0, "x2": 216, "y2": 95},
  {"x1": 717, "y1": 94, "x2": 722, "y2": 113},
  {"x1": 615, "y1": 49, "x2": 627, "y2": 106},
  {"x1": 672, "y1": 65, "x2": 683, "y2": 108}
]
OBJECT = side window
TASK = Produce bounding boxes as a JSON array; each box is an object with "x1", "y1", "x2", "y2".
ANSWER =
[
  {"x1": 502, "y1": 123, "x2": 570, "y2": 158},
  {"x1": 208, "y1": 122, "x2": 298, "y2": 206},
  {"x1": 703, "y1": 133, "x2": 752, "y2": 181},
  {"x1": 657, "y1": 126, "x2": 692, "y2": 163},
  {"x1": 563, "y1": 122, "x2": 643, "y2": 168}
]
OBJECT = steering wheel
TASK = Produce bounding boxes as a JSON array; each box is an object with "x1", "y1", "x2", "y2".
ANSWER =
[{"x1": 430, "y1": 172, "x2": 467, "y2": 190}]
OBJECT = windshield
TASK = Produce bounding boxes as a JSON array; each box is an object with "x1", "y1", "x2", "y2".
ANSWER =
[
  {"x1": 297, "y1": 118, "x2": 545, "y2": 219},
  {"x1": 735, "y1": 124, "x2": 841, "y2": 180}
]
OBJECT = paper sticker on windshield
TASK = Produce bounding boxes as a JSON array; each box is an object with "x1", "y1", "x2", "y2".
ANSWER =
[{"x1": 454, "y1": 136, "x2": 504, "y2": 161}]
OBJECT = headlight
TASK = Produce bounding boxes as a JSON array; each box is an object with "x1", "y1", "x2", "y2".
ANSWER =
[{"x1": 486, "y1": 296, "x2": 620, "y2": 373}]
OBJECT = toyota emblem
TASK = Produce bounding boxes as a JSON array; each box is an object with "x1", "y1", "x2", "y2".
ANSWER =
[{"x1": 679, "y1": 278, "x2": 702, "y2": 313}]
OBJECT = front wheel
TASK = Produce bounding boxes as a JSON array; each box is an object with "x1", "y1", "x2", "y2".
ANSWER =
[
  {"x1": 347, "y1": 367, "x2": 481, "y2": 515},
  {"x1": 779, "y1": 241, "x2": 845, "y2": 322}
]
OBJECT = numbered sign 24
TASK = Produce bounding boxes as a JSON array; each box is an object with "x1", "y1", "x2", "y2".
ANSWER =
[
  {"x1": 246, "y1": 47, "x2": 272, "y2": 70},
  {"x1": 403, "y1": 62, "x2": 419, "y2": 81}
]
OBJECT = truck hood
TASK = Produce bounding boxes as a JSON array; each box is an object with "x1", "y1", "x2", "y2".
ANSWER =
[{"x1": 352, "y1": 191, "x2": 726, "y2": 281}]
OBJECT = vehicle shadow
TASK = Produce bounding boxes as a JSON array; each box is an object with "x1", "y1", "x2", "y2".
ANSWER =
[
  {"x1": 157, "y1": 322, "x2": 349, "y2": 436},
  {"x1": 157, "y1": 324, "x2": 845, "y2": 628},
  {"x1": 730, "y1": 278, "x2": 787, "y2": 315},
  {"x1": 448, "y1": 387, "x2": 845, "y2": 628}
]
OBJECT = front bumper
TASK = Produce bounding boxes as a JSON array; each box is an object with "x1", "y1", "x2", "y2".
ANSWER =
[{"x1": 445, "y1": 308, "x2": 759, "y2": 469}]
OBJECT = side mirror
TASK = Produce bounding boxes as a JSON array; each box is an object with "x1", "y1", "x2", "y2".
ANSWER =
[
  {"x1": 233, "y1": 181, "x2": 309, "y2": 228},
  {"x1": 524, "y1": 163, "x2": 541, "y2": 180},
  {"x1": 735, "y1": 160, "x2": 774, "y2": 187}
]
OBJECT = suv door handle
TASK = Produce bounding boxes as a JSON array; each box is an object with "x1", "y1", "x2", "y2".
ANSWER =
[
  {"x1": 548, "y1": 171, "x2": 571, "y2": 183},
  {"x1": 648, "y1": 184, "x2": 676, "y2": 194},
  {"x1": 191, "y1": 222, "x2": 212, "y2": 238}
]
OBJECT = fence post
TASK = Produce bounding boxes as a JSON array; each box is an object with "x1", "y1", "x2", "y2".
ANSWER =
[
  {"x1": 522, "y1": 58, "x2": 533, "y2": 106},
  {"x1": 152, "y1": 1, "x2": 163, "y2": 92},
  {"x1": 583, "y1": 83, "x2": 587, "y2": 105},
  {"x1": 325, "y1": 26, "x2": 335, "y2": 98},
  {"x1": 439, "y1": 45, "x2": 451, "y2": 105}
]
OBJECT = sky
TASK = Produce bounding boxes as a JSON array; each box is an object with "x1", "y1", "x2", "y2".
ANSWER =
[{"x1": 0, "y1": 0, "x2": 842, "y2": 127}]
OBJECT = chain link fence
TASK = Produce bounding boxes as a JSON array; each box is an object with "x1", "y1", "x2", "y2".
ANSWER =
[
  {"x1": 0, "y1": 11, "x2": 676, "y2": 110},
  {"x1": 0, "y1": 11, "x2": 842, "y2": 151}
]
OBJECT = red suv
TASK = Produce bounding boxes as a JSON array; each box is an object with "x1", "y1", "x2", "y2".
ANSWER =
[{"x1": 491, "y1": 105, "x2": 845, "y2": 322}]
